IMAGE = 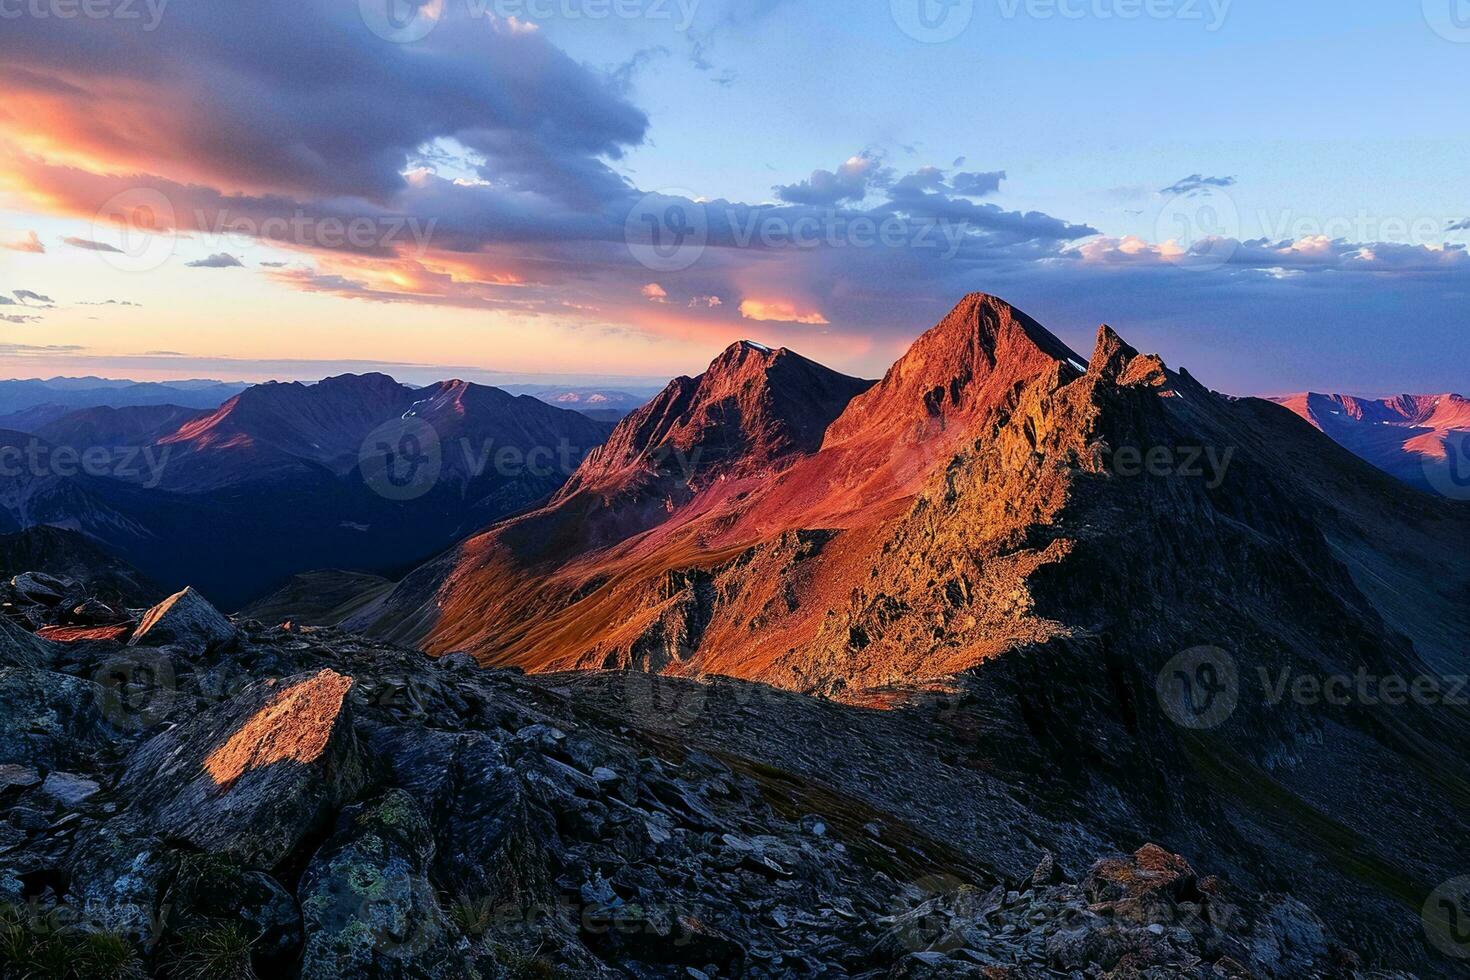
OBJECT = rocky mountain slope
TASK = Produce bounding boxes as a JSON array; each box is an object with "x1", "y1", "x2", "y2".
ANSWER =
[
  {"x1": 1274, "y1": 391, "x2": 1469, "y2": 493},
  {"x1": 357, "y1": 293, "x2": 1470, "y2": 973},
  {"x1": 0, "y1": 583, "x2": 1395, "y2": 978},
  {"x1": 240, "y1": 570, "x2": 396, "y2": 627}
]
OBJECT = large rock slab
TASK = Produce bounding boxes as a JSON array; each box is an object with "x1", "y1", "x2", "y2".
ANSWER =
[
  {"x1": 0, "y1": 618, "x2": 55, "y2": 669},
  {"x1": 117, "y1": 668, "x2": 362, "y2": 867},
  {"x1": 298, "y1": 789, "x2": 475, "y2": 979},
  {"x1": 128, "y1": 586, "x2": 237, "y2": 650},
  {"x1": 369, "y1": 727, "x2": 547, "y2": 904},
  {"x1": 0, "y1": 667, "x2": 109, "y2": 768}
]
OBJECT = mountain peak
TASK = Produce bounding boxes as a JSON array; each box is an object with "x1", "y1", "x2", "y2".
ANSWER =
[
  {"x1": 824, "y1": 293, "x2": 1080, "y2": 450},
  {"x1": 562, "y1": 343, "x2": 870, "y2": 495},
  {"x1": 1088, "y1": 324, "x2": 1169, "y2": 388},
  {"x1": 706, "y1": 339, "x2": 784, "y2": 376}
]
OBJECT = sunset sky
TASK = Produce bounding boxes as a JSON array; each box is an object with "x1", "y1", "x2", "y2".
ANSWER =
[{"x1": 1, "y1": 1, "x2": 1467, "y2": 394}]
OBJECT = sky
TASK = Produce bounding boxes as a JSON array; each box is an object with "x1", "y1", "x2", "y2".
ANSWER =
[{"x1": 1, "y1": 0, "x2": 1467, "y2": 395}]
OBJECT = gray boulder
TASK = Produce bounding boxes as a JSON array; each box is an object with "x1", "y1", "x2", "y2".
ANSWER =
[
  {"x1": 0, "y1": 618, "x2": 55, "y2": 669},
  {"x1": 11, "y1": 571, "x2": 71, "y2": 605},
  {"x1": 299, "y1": 789, "x2": 476, "y2": 979},
  {"x1": 117, "y1": 668, "x2": 363, "y2": 867},
  {"x1": 72, "y1": 597, "x2": 121, "y2": 624},
  {"x1": 129, "y1": 586, "x2": 236, "y2": 650},
  {"x1": 39, "y1": 771, "x2": 101, "y2": 807},
  {"x1": 0, "y1": 667, "x2": 109, "y2": 768}
]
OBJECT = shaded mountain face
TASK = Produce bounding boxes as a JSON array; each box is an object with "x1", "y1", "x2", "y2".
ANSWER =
[
  {"x1": 0, "y1": 374, "x2": 613, "y2": 609},
  {"x1": 155, "y1": 373, "x2": 420, "y2": 491},
  {"x1": 34, "y1": 405, "x2": 207, "y2": 451},
  {"x1": 0, "y1": 525, "x2": 161, "y2": 608},
  {"x1": 1275, "y1": 391, "x2": 1470, "y2": 494},
  {"x1": 358, "y1": 293, "x2": 1470, "y2": 972}
]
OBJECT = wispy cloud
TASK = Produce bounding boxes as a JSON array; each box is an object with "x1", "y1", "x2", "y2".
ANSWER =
[
  {"x1": 62, "y1": 236, "x2": 124, "y2": 253},
  {"x1": 1160, "y1": 174, "x2": 1237, "y2": 197},
  {"x1": 1, "y1": 231, "x2": 44, "y2": 253},
  {"x1": 185, "y1": 252, "x2": 244, "y2": 268}
]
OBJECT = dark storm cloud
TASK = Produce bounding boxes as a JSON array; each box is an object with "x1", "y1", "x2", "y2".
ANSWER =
[{"x1": 0, "y1": 1, "x2": 648, "y2": 203}]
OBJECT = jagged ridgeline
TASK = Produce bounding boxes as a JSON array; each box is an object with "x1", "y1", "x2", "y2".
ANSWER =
[{"x1": 1, "y1": 293, "x2": 1467, "y2": 976}]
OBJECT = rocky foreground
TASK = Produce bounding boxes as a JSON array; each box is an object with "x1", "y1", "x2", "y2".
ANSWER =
[{"x1": 0, "y1": 582, "x2": 1409, "y2": 978}]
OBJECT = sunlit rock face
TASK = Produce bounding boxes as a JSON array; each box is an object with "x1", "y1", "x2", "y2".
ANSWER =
[
  {"x1": 128, "y1": 586, "x2": 237, "y2": 650},
  {"x1": 117, "y1": 668, "x2": 363, "y2": 867},
  {"x1": 205, "y1": 669, "x2": 354, "y2": 787}
]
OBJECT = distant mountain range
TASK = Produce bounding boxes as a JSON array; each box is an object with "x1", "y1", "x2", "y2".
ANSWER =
[
  {"x1": 0, "y1": 373, "x2": 614, "y2": 608},
  {"x1": 0, "y1": 376, "x2": 651, "y2": 429},
  {"x1": 0, "y1": 377, "x2": 248, "y2": 429},
  {"x1": 1274, "y1": 391, "x2": 1469, "y2": 493}
]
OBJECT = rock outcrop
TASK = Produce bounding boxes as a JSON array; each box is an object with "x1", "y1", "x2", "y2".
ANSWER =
[
  {"x1": 116, "y1": 668, "x2": 362, "y2": 866},
  {"x1": 128, "y1": 586, "x2": 237, "y2": 650},
  {"x1": 0, "y1": 611, "x2": 1409, "y2": 977}
]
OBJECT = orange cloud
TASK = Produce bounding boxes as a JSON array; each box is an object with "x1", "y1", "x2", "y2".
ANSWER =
[
  {"x1": 1, "y1": 230, "x2": 44, "y2": 254},
  {"x1": 738, "y1": 299, "x2": 829, "y2": 325}
]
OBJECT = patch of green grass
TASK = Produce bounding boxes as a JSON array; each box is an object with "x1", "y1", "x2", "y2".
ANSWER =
[
  {"x1": 0, "y1": 903, "x2": 145, "y2": 980},
  {"x1": 485, "y1": 942, "x2": 556, "y2": 979},
  {"x1": 1180, "y1": 733, "x2": 1433, "y2": 909},
  {"x1": 449, "y1": 896, "x2": 495, "y2": 940},
  {"x1": 161, "y1": 923, "x2": 257, "y2": 980}
]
